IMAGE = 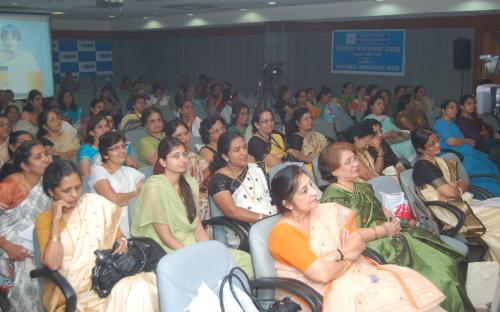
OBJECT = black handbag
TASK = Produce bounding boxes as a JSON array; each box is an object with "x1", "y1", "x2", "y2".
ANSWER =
[
  {"x1": 219, "y1": 267, "x2": 301, "y2": 312},
  {"x1": 91, "y1": 237, "x2": 165, "y2": 298}
]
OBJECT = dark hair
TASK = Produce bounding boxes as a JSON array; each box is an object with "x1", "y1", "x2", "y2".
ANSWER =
[
  {"x1": 152, "y1": 84, "x2": 163, "y2": 94},
  {"x1": 340, "y1": 122, "x2": 374, "y2": 143},
  {"x1": 440, "y1": 99, "x2": 457, "y2": 111},
  {"x1": 157, "y1": 137, "x2": 197, "y2": 223},
  {"x1": 305, "y1": 87, "x2": 315, "y2": 95},
  {"x1": 366, "y1": 94, "x2": 384, "y2": 115},
  {"x1": 411, "y1": 128, "x2": 434, "y2": 155},
  {"x1": 414, "y1": 85, "x2": 425, "y2": 94},
  {"x1": 209, "y1": 132, "x2": 243, "y2": 173},
  {"x1": 270, "y1": 165, "x2": 304, "y2": 214},
  {"x1": 318, "y1": 142, "x2": 356, "y2": 183},
  {"x1": 394, "y1": 85, "x2": 406, "y2": 98},
  {"x1": 342, "y1": 82, "x2": 353, "y2": 93},
  {"x1": 362, "y1": 118, "x2": 382, "y2": 130},
  {"x1": 376, "y1": 89, "x2": 391, "y2": 99},
  {"x1": 278, "y1": 85, "x2": 291, "y2": 100},
  {"x1": 24, "y1": 89, "x2": 42, "y2": 113},
  {"x1": 397, "y1": 94, "x2": 413, "y2": 113},
  {"x1": 459, "y1": 94, "x2": 475, "y2": 107},
  {"x1": 42, "y1": 160, "x2": 81, "y2": 196},
  {"x1": 98, "y1": 132, "x2": 125, "y2": 163},
  {"x1": 4, "y1": 104, "x2": 19, "y2": 118},
  {"x1": 356, "y1": 85, "x2": 366, "y2": 93},
  {"x1": 317, "y1": 86, "x2": 333, "y2": 102},
  {"x1": 199, "y1": 116, "x2": 225, "y2": 144},
  {"x1": 89, "y1": 98, "x2": 104, "y2": 114},
  {"x1": 165, "y1": 119, "x2": 189, "y2": 137},
  {"x1": 367, "y1": 84, "x2": 379, "y2": 96},
  {"x1": 128, "y1": 94, "x2": 146, "y2": 112},
  {"x1": 251, "y1": 108, "x2": 273, "y2": 133},
  {"x1": 141, "y1": 107, "x2": 164, "y2": 127},
  {"x1": 37, "y1": 109, "x2": 60, "y2": 139},
  {"x1": 8, "y1": 130, "x2": 33, "y2": 157},
  {"x1": 230, "y1": 103, "x2": 249, "y2": 126},
  {"x1": 57, "y1": 90, "x2": 77, "y2": 112},
  {"x1": 86, "y1": 115, "x2": 108, "y2": 145},
  {"x1": 286, "y1": 107, "x2": 309, "y2": 135},
  {"x1": 294, "y1": 89, "x2": 306, "y2": 99},
  {"x1": 13, "y1": 140, "x2": 44, "y2": 173},
  {"x1": 176, "y1": 97, "x2": 192, "y2": 110}
]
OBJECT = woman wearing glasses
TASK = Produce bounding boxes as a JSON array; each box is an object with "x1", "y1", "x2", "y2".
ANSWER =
[
  {"x1": 131, "y1": 137, "x2": 253, "y2": 277},
  {"x1": 198, "y1": 116, "x2": 226, "y2": 165},
  {"x1": 88, "y1": 132, "x2": 145, "y2": 237}
]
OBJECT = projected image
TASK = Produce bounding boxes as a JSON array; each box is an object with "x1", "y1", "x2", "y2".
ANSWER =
[{"x1": 0, "y1": 14, "x2": 54, "y2": 99}]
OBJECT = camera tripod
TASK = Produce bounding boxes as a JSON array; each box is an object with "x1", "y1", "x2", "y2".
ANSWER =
[{"x1": 254, "y1": 78, "x2": 278, "y2": 113}]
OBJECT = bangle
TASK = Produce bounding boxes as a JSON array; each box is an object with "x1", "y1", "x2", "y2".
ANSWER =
[
  {"x1": 373, "y1": 227, "x2": 378, "y2": 239},
  {"x1": 50, "y1": 235, "x2": 60, "y2": 242},
  {"x1": 377, "y1": 153, "x2": 384, "y2": 158},
  {"x1": 119, "y1": 237, "x2": 127, "y2": 244},
  {"x1": 457, "y1": 186, "x2": 463, "y2": 196},
  {"x1": 336, "y1": 248, "x2": 345, "y2": 261}
]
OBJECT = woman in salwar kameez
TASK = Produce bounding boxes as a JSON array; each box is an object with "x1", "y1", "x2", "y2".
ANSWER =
[
  {"x1": 132, "y1": 137, "x2": 253, "y2": 277},
  {"x1": 269, "y1": 165, "x2": 445, "y2": 311},
  {"x1": 36, "y1": 160, "x2": 158, "y2": 312},
  {"x1": 318, "y1": 142, "x2": 473, "y2": 311},
  {"x1": 0, "y1": 140, "x2": 51, "y2": 312}
]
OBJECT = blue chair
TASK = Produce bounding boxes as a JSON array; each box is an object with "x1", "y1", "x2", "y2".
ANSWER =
[
  {"x1": 312, "y1": 118, "x2": 337, "y2": 141},
  {"x1": 139, "y1": 165, "x2": 153, "y2": 179},
  {"x1": 311, "y1": 157, "x2": 330, "y2": 189}
]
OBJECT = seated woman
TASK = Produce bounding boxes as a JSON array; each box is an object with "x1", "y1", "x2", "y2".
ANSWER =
[
  {"x1": 36, "y1": 160, "x2": 157, "y2": 312},
  {"x1": 0, "y1": 115, "x2": 11, "y2": 168},
  {"x1": 137, "y1": 107, "x2": 166, "y2": 167},
  {"x1": 89, "y1": 132, "x2": 145, "y2": 237},
  {"x1": 363, "y1": 118, "x2": 406, "y2": 175},
  {"x1": 395, "y1": 94, "x2": 429, "y2": 131},
  {"x1": 14, "y1": 89, "x2": 43, "y2": 136},
  {"x1": 198, "y1": 116, "x2": 226, "y2": 165},
  {"x1": 57, "y1": 90, "x2": 82, "y2": 126},
  {"x1": 316, "y1": 86, "x2": 353, "y2": 134},
  {"x1": 456, "y1": 94, "x2": 500, "y2": 166},
  {"x1": 349, "y1": 85, "x2": 367, "y2": 120},
  {"x1": 248, "y1": 109, "x2": 288, "y2": 172},
  {"x1": 208, "y1": 132, "x2": 276, "y2": 224},
  {"x1": 269, "y1": 165, "x2": 445, "y2": 311},
  {"x1": 338, "y1": 82, "x2": 354, "y2": 110},
  {"x1": 411, "y1": 128, "x2": 500, "y2": 262},
  {"x1": 131, "y1": 137, "x2": 253, "y2": 277},
  {"x1": 0, "y1": 140, "x2": 51, "y2": 311},
  {"x1": 295, "y1": 89, "x2": 320, "y2": 120},
  {"x1": 226, "y1": 103, "x2": 250, "y2": 137},
  {"x1": 339, "y1": 123, "x2": 386, "y2": 181},
  {"x1": 286, "y1": 108, "x2": 327, "y2": 174},
  {"x1": 154, "y1": 119, "x2": 210, "y2": 220},
  {"x1": 119, "y1": 94, "x2": 146, "y2": 132},
  {"x1": 414, "y1": 85, "x2": 435, "y2": 114},
  {"x1": 433, "y1": 100, "x2": 500, "y2": 196},
  {"x1": 0, "y1": 130, "x2": 33, "y2": 181},
  {"x1": 364, "y1": 95, "x2": 417, "y2": 163},
  {"x1": 176, "y1": 97, "x2": 202, "y2": 138},
  {"x1": 205, "y1": 83, "x2": 226, "y2": 115},
  {"x1": 79, "y1": 99, "x2": 105, "y2": 143},
  {"x1": 274, "y1": 85, "x2": 295, "y2": 123},
  {"x1": 37, "y1": 109, "x2": 80, "y2": 161},
  {"x1": 318, "y1": 142, "x2": 473, "y2": 311}
]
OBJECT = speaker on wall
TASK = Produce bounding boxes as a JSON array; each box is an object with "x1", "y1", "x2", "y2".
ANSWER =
[{"x1": 453, "y1": 38, "x2": 471, "y2": 70}]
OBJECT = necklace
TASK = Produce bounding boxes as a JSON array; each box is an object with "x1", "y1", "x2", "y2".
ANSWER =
[{"x1": 234, "y1": 167, "x2": 256, "y2": 202}]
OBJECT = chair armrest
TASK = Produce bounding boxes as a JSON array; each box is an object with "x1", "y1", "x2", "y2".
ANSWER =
[
  {"x1": 468, "y1": 185, "x2": 494, "y2": 199},
  {"x1": 202, "y1": 216, "x2": 249, "y2": 251},
  {"x1": 362, "y1": 248, "x2": 387, "y2": 264},
  {"x1": 469, "y1": 174, "x2": 500, "y2": 181},
  {"x1": 250, "y1": 277, "x2": 323, "y2": 312},
  {"x1": 440, "y1": 149, "x2": 464, "y2": 162},
  {"x1": 30, "y1": 268, "x2": 76, "y2": 312},
  {"x1": 423, "y1": 201, "x2": 465, "y2": 237}
]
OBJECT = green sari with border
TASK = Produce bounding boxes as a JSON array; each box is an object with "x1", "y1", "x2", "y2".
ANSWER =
[{"x1": 321, "y1": 182, "x2": 474, "y2": 312}]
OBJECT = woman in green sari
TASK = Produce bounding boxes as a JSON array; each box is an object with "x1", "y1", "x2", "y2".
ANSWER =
[
  {"x1": 318, "y1": 142, "x2": 474, "y2": 312},
  {"x1": 131, "y1": 137, "x2": 253, "y2": 277}
]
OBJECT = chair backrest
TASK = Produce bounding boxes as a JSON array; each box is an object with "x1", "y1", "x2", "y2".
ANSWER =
[
  {"x1": 481, "y1": 113, "x2": 500, "y2": 132},
  {"x1": 156, "y1": 241, "x2": 244, "y2": 311},
  {"x1": 139, "y1": 165, "x2": 154, "y2": 179},
  {"x1": 268, "y1": 162, "x2": 310, "y2": 184},
  {"x1": 367, "y1": 175, "x2": 402, "y2": 203},
  {"x1": 249, "y1": 214, "x2": 280, "y2": 279},
  {"x1": 124, "y1": 127, "x2": 148, "y2": 147},
  {"x1": 127, "y1": 196, "x2": 138, "y2": 229},
  {"x1": 399, "y1": 169, "x2": 439, "y2": 234},
  {"x1": 190, "y1": 136, "x2": 203, "y2": 153},
  {"x1": 81, "y1": 175, "x2": 91, "y2": 194},
  {"x1": 332, "y1": 104, "x2": 354, "y2": 133},
  {"x1": 311, "y1": 157, "x2": 329, "y2": 188},
  {"x1": 312, "y1": 119, "x2": 337, "y2": 141},
  {"x1": 209, "y1": 196, "x2": 229, "y2": 245},
  {"x1": 441, "y1": 153, "x2": 470, "y2": 185}
]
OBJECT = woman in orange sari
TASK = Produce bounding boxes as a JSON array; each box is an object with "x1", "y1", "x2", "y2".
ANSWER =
[{"x1": 269, "y1": 165, "x2": 445, "y2": 311}]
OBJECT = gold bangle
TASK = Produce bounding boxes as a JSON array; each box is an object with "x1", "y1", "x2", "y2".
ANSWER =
[
  {"x1": 50, "y1": 235, "x2": 60, "y2": 242},
  {"x1": 373, "y1": 227, "x2": 378, "y2": 239},
  {"x1": 259, "y1": 214, "x2": 263, "y2": 220}
]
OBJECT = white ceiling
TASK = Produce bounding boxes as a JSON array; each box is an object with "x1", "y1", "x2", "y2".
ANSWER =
[{"x1": 1, "y1": 0, "x2": 500, "y2": 31}]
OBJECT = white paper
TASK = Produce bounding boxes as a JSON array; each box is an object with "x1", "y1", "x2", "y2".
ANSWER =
[{"x1": 18, "y1": 224, "x2": 34, "y2": 252}]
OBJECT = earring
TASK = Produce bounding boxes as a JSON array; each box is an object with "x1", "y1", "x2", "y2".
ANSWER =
[{"x1": 224, "y1": 158, "x2": 228, "y2": 162}]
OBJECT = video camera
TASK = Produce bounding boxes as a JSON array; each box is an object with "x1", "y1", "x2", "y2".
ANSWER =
[{"x1": 260, "y1": 61, "x2": 283, "y2": 82}]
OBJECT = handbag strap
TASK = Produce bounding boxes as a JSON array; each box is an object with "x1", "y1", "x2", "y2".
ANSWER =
[
  {"x1": 219, "y1": 267, "x2": 263, "y2": 312},
  {"x1": 110, "y1": 240, "x2": 148, "y2": 276}
]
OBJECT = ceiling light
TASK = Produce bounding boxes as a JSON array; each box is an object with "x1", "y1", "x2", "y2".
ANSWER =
[
  {"x1": 52, "y1": 11, "x2": 64, "y2": 15},
  {"x1": 108, "y1": 15, "x2": 115, "y2": 18},
  {"x1": 240, "y1": 8, "x2": 248, "y2": 11},
  {"x1": 143, "y1": 16, "x2": 149, "y2": 19},
  {"x1": 375, "y1": 0, "x2": 384, "y2": 1},
  {"x1": 267, "y1": 1, "x2": 277, "y2": 4},
  {"x1": 11, "y1": 2, "x2": 19, "y2": 6},
  {"x1": 186, "y1": 13, "x2": 194, "y2": 16}
]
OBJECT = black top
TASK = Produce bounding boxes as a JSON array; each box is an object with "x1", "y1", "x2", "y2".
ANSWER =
[
  {"x1": 199, "y1": 145, "x2": 217, "y2": 155},
  {"x1": 0, "y1": 162, "x2": 16, "y2": 182},
  {"x1": 412, "y1": 159, "x2": 444, "y2": 186},
  {"x1": 368, "y1": 139, "x2": 399, "y2": 169},
  {"x1": 286, "y1": 133, "x2": 304, "y2": 151},
  {"x1": 248, "y1": 132, "x2": 286, "y2": 162},
  {"x1": 208, "y1": 167, "x2": 248, "y2": 197},
  {"x1": 274, "y1": 99, "x2": 293, "y2": 122}
]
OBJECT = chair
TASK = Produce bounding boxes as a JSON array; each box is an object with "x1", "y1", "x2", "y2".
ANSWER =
[
  {"x1": 81, "y1": 175, "x2": 91, "y2": 194},
  {"x1": 368, "y1": 175, "x2": 469, "y2": 256},
  {"x1": 139, "y1": 165, "x2": 153, "y2": 179},
  {"x1": 399, "y1": 169, "x2": 470, "y2": 256},
  {"x1": 30, "y1": 233, "x2": 77, "y2": 312},
  {"x1": 311, "y1": 157, "x2": 330, "y2": 189},
  {"x1": 124, "y1": 127, "x2": 148, "y2": 150},
  {"x1": 481, "y1": 113, "x2": 500, "y2": 132},
  {"x1": 156, "y1": 240, "x2": 322, "y2": 311},
  {"x1": 312, "y1": 118, "x2": 337, "y2": 141},
  {"x1": 190, "y1": 136, "x2": 203, "y2": 153}
]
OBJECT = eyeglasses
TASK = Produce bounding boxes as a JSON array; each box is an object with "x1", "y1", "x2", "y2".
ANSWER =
[
  {"x1": 260, "y1": 118, "x2": 275, "y2": 124},
  {"x1": 209, "y1": 126, "x2": 225, "y2": 135},
  {"x1": 166, "y1": 151, "x2": 189, "y2": 160},
  {"x1": 341, "y1": 154, "x2": 358, "y2": 166},
  {"x1": 425, "y1": 136, "x2": 440, "y2": 147},
  {"x1": 107, "y1": 144, "x2": 127, "y2": 152}
]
